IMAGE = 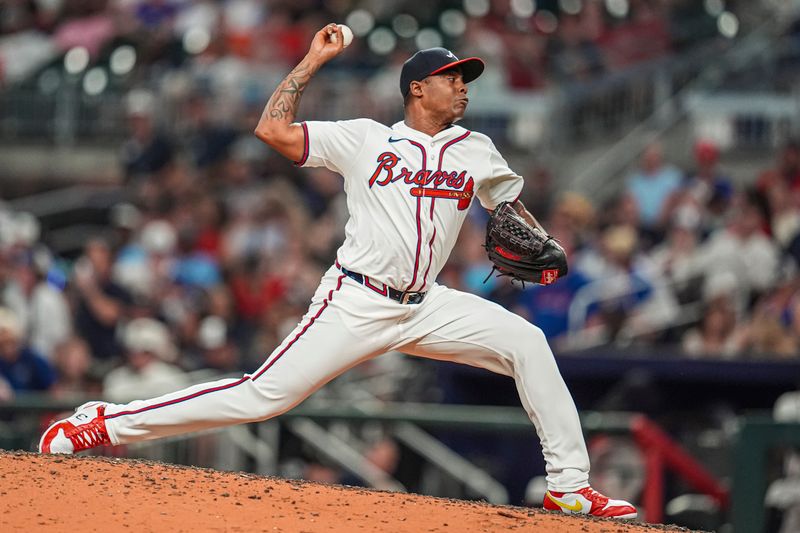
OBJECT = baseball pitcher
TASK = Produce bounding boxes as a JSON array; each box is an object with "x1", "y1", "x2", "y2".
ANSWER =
[{"x1": 40, "y1": 24, "x2": 636, "y2": 519}]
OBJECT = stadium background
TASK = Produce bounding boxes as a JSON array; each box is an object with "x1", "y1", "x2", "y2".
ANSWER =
[{"x1": 1, "y1": 1, "x2": 799, "y2": 531}]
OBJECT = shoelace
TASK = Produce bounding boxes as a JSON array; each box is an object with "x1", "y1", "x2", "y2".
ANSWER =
[
  {"x1": 578, "y1": 487, "x2": 609, "y2": 507},
  {"x1": 65, "y1": 415, "x2": 108, "y2": 450}
]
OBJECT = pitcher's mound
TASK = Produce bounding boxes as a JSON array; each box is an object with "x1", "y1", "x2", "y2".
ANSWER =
[{"x1": 0, "y1": 451, "x2": 700, "y2": 532}]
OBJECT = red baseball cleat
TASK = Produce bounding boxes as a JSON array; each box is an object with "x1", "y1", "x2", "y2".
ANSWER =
[
  {"x1": 39, "y1": 402, "x2": 111, "y2": 454},
  {"x1": 543, "y1": 486, "x2": 637, "y2": 519}
]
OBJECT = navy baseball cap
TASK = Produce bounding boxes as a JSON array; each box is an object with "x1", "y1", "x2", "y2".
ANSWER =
[{"x1": 400, "y1": 48, "x2": 485, "y2": 97}]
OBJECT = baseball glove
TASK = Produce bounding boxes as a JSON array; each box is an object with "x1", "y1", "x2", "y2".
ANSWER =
[{"x1": 484, "y1": 201, "x2": 568, "y2": 285}]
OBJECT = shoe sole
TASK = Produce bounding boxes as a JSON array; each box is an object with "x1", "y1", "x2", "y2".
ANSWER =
[
  {"x1": 612, "y1": 512, "x2": 638, "y2": 520},
  {"x1": 543, "y1": 507, "x2": 638, "y2": 520}
]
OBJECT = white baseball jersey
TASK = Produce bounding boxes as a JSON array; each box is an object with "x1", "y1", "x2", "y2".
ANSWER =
[
  {"x1": 101, "y1": 118, "x2": 591, "y2": 494},
  {"x1": 297, "y1": 119, "x2": 523, "y2": 292}
]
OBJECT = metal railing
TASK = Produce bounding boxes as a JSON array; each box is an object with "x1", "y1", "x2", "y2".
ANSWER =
[
  {"x1": 569, "y1": 11, "x2": 789, "y2": 201},
  {"x1": 684, "y1": 90, "x2": 800, "y2": 149},
  {"x1": 285, "y1": 417, "x2": 405, "y2": 492},
  {"x1": 0, "y1": 83, "x2": 127, "y2": 145}
]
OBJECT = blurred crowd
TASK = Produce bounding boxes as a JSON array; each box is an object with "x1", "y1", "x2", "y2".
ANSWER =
[
  {"x1": 0, "y1": 0, "x2": 734, "y2": 96},
  {"x1": 0, "y1": 0, "x2": 797, "y2": 404},
  {"x1": 2, "y1": 110, "x2": 800, "y2": 403},
  {"x1": 511, "y1": 138, "x2": 800, "y2": 357}
]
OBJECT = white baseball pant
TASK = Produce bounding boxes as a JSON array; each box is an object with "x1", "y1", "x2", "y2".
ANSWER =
[{"x1": 103, "y1": 265, "x2": 590, "y2": 491}]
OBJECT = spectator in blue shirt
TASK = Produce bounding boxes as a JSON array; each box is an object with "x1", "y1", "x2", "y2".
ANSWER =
[
  {"x1": 516, "y1": 268, "x2": 592, "y2": 347},
  {"x1": 625, "y1": 141, "x2": 683, "y2": 232},
  {"x1": 0, "y1": 307, "x2": 55, "y2": 394}
]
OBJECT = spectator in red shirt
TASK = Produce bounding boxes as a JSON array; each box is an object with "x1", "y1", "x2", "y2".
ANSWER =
[
  {"x1": 758, "y1": 140, "x2": 800, "y2": 194},
  {"x1": 229, "y1": 255, "x2": 286, "y2": 322}
]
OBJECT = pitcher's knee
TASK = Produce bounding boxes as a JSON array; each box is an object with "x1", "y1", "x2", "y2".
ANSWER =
[
  {"x1": 503, "y1": 322, "x2": 547, "y2": 349},
  {"x1": 526, "y1": 324, "x2": 549, "y2": 347},
  {"x1": 502, "y1": 324, "x2": 551, "y2": 363}
]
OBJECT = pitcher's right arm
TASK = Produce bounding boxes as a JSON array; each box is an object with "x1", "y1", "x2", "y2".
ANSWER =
[{"x1": 254, "y1": 23, "x2": 345, "y2": 162}]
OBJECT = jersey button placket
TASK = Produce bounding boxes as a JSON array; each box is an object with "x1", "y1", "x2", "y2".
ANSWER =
[{"x1": 422, "y1": 143, "x2": 436, "y2": 291}]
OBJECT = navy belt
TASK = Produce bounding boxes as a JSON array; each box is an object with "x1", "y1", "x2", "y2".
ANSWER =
[{"x1": 335, "y1": 261, "x2": 426, "y2": 305}]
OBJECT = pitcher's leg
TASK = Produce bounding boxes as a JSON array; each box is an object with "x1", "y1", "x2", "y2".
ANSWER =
[
  {"x1": 104, "y1": 373, "x2": 301, "y2": 444},
  {"x1": 400, "y1": 286, "x2": 589, "y2": 492},
  {"x1": 104, "y1": 273, "x2": 384, "y2": 445}
]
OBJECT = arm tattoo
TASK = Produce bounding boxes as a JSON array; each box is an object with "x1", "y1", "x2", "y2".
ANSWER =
[{"x1": 263, "y1": 59, "x2": 317, "y2": 123}]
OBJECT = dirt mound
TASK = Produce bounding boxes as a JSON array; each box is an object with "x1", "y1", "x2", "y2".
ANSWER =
[{"x1": 0, "y1": 451, "x2": 700, "y2": 532}]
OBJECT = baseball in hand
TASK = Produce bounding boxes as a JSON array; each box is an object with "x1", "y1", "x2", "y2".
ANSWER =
[{"x1": 331, "y1": 24, "x2": 353, "y2": 47}]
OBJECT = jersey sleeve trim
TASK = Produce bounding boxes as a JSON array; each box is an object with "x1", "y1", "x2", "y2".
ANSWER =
[{"x1": 293, "y1": 121, "x2": 310, "y2": 167}]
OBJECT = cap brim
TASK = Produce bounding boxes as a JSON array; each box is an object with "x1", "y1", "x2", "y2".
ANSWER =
[{"x1": 429, "y1": 57, "x2": 485, "y2": 84}]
